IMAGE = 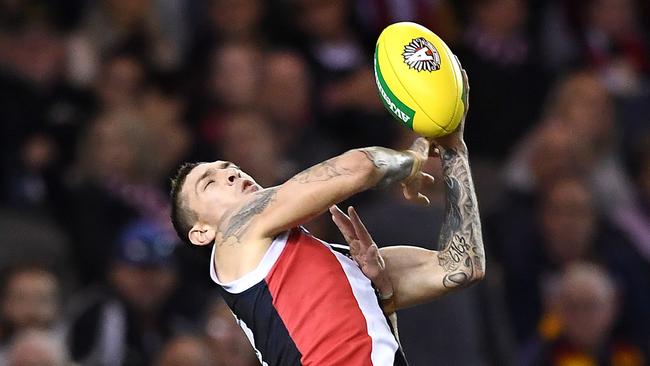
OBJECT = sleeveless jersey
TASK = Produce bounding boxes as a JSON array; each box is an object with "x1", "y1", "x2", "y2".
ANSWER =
[{"x1": 210, "y1": 227, "x2": 409, "y2": 366}]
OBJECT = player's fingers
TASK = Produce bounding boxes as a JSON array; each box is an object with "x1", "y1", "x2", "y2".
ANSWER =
[
  {"x1": 366, "y1": 243, "x2": 380, "y2": 260},
  {"x1": 422, "y1": 172, "x2": 435, "y2": 187},
  {"x1": 461, "y1": 69, "x2": 469, "y2": 90},
  {"x1": 453, "y1": 54, "x2": 462, "y2": 68},
  {"x1": 403, "y1": 184, "x2": 417, "y2": 201},
  {"x1": 410, "y1": 137, "x2": 430, "y2": 156},
  {"x1": 330, "y1": 205, "x2": 349, "y2": 220},
  {"x1": 330, "y1": 206, "x2": 357, "y2": 242},
  {"x1": 348, "y1": 206, "x2": 374, "y2": 245},
  {"x1": 417, "y1": 193, "x2": 431, "y2": 206},
  {"x1": 331, "y1": 214, "x2": 354, "y2": 242},
  {"x1": 460, "y1": 69, "x2": 469, "y2": 110}
]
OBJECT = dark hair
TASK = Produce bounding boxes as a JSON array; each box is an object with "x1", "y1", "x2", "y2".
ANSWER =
[{"x1": 170, "y1": 162, "x2": 200, "y2": 245}]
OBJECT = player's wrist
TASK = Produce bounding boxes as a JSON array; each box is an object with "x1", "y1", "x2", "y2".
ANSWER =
[
  {"x1": 378, "y1": 287, "x2": 394, "y2": 300},
  {"x1": 433, "y1": 134, "x2": 466, "y2": 152},
  {"x1": 377, "y1": 287, "x2": 396, "y2": 314},
  {"x1": 401, "y1": 150, "x2": 423, "y2": 184}
]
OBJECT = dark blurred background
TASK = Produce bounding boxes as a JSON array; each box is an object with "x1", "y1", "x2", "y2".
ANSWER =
[{"x1": 0, "y1": 0, "x2": 648, "y2": 365}]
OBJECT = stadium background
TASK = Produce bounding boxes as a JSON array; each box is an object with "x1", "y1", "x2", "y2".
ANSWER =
[{"x1": 0, "y1": 0, "x2": 648, "y2": 365}]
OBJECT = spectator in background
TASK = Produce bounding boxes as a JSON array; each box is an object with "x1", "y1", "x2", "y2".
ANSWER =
[
  {"x1": 207, "y1": 42, "x2": 261, "y2": 111},
  {"x1": 195, "y1": 42, "x2": 262, "y2": 149},
  {"x1": 259, "y1": 51, "x2": 312, "y2": 134},
  {"x1": 492, "y1": 174, "x2": 649, "y2": 345},
  {"x1": 204, "y1": 297, "x2": 258, "y2": 366},
  {"x1": 95, "y1": 50, "x2": 147, "y2": 112},
  {"x1": 67, "y1": 0, "x2": 185, "y2": 85},
  {"x1": 187, "y1": 0, "x2": 266, "y2": 67},
  {"x1": 505, "y1": 71, "x2": 635, "y2": 215},
  {"x1": 582, "y1": 0, "x2": 649, "y2": 97},
  {"x1": 0, "y1": 264, "x2": 63, "y2": 352},
  {"x1": 521, "y1": 262, "x2": 646, "y2": 366},
  {"x1": 203, "y1": 0, "x2": 264, "y2": 43},
  {"x1": 287, "y1": 0, "x2": 396, "y2": 150},
  {"x1": 6, "y1": 329, "x2": 71, "y2": 366},
  {"x1": 455, "y1": 0, "x2": 547, "y2": 161},
  {"x1": 141, "y1": 74, "x2": 192, "y2": 185},
  {"x1": 184, "y1": 0, "x2": 270, "y2": 116},
  {"x1": 64, "y1": 112, "x2": 170, "y2": 283},
  {"x1": 218, "y1": 110, "x2": 295, "y2": 187},
  {"x1": 155, "y1": 335, "x2": 216, "y2": 366},
  {"x1": 0, "y1": 15, "x2": 95, "y2": 209},
  {"x1": 616, "y1": 132, "x2": 650, "y2": 262},
  {"x1": 67, "y1": 219, "x2": 201, "y2": 366},
  {"x1": 259, "y1": 50, "x2": 340, "y2": 169},
  {"x1": 354, "y1": 0, "x2": 460, "y2": 42},
  {"x1": 0, "y1": 211, "x2": 72, "y2": 281}
]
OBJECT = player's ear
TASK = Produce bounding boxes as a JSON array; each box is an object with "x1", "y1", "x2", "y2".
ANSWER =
[{"x1": 189, "y1": 223, "x2": 216, "y2": 246}]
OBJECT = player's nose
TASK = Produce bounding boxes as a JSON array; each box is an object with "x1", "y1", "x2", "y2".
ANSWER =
[{"x1": 226, "y1": 169, "x2": 240, "y2": 185}]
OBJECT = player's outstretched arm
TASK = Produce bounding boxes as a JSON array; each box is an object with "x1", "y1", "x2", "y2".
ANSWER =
[{"x1": 247, "y1": 138, "x2": 435, "y2": 239}]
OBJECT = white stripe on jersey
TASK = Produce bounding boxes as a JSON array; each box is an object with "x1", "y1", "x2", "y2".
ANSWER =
[
  {"x1": 330, "y1": 250, "x2": 399, "y2": 365},
  {"x1": 231, "y1": 309, "x2": 268, "y2": 366},
  {"x1": 209, "y1": 231, "x2": 290, "y2": 294}
]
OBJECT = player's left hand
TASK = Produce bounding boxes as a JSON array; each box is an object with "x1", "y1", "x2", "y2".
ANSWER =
[{"x1": 329, "y1": 205, "x2": 394, "y2": 298}]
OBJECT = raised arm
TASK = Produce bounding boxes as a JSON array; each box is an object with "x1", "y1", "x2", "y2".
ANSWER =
[
  {"x1": 380, "y1": 140, "x2": 485, "y2": 308},
  {"x1": 229, "y1": 138, "x2": 434, "y2": 241}
]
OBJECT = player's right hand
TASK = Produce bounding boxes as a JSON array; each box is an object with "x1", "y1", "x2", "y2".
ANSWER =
[
  {"x1": 402, "y1": 137, "x2": 436, "y2": 205},
  {"x1": 329, "y1": 205, "x2": 394, "y2": 299}
]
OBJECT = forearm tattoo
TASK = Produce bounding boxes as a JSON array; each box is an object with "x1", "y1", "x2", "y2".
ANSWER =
[
  {"x1": 358, "y1": 147, "x2": 414, "y2": 189},
  {"x1": 290, "y1": 157, "x2": 353, "y2": 183},
  {"x1": 436, "y1": 146, "x2": 485, "y2": 288},
  {"x1": 217, "y1": 188, "x2": 278, "y2": 246}
]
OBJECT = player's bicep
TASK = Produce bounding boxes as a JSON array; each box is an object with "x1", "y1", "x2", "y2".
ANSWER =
[
  {"x1": 256, "y1": 151, "x2": 374, "y2": 237},
  {"x1": 380, "y1": 246, "x2": 451, "y2": 310}
]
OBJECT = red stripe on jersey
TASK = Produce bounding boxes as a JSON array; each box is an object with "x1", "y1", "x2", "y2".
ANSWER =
[{"x1": 265, "y1": 229, "x2": 374, "y2": 366}]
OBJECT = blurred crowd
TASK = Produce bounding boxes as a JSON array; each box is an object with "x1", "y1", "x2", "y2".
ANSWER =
[{"x1": 0, "y1": 0, "x2": 648, "y2": 365}]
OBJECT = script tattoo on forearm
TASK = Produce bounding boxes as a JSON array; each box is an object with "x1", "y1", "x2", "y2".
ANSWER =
[
  {"x1": 217, "y1": 188, "x2": 277, "y2": 246},
  {"x1": 436, "y1": 145, "x2": 485, "y2": 289},
  {"x1": 358, "y1": 147, "x2": 414, "y2": 189},
  {"x1": 291, "y1": 157, "x2": 353, "y2": 183}
]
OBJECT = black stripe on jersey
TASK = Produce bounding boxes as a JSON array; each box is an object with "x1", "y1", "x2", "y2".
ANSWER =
[
  {"x1": 329, "y1": 243, "x2": 351, "y2": 258},
  {"x1": 216, "y1": 282, "x2": 303, "y2": 366},
  {"x1": 395, "y1": 349, "x2": 409, "y2": 366}
]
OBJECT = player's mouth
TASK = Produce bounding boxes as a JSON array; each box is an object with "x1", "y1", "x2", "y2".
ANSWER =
[{"x1": 241, "y1": 180, "x2": 258, "y2": 193}]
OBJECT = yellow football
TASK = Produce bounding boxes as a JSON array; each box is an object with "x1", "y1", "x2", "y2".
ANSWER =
[{"x1": 374, "y1": 22, "x2": 466, "y2": 137}]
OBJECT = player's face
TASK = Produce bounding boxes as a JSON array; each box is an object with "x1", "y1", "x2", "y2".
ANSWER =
[{"x1": 184, "y1": 161, "x2": 261, "y2": 227}]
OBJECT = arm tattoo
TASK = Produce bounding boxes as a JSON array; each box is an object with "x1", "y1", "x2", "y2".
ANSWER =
[
  {"x1": 217, "y1": 188, "x2": 278, "y2": 246},
  {"x1": 358, "y1": 147, "x2": 414, "y2": 189},
  {"x1": 436, "y1": 146, "x2": 485, "y2": 289},
  {"x1": 290, "y1": 157, "x2": 353, "y2": 183}
]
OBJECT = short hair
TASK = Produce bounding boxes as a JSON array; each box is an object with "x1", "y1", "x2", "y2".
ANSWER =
[{"x1": 170, "y1": 162, "x2": 200, "y2": 245}]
